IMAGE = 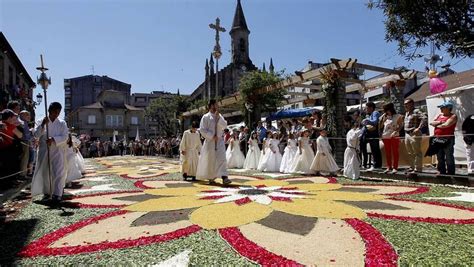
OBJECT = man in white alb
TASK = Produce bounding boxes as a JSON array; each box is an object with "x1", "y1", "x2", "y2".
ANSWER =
[
  {"x1": 196, "y1": 99, "x2": 231, "y2": 185},
  {"x1": 31, "y1": 102, "x2": 69, "y2": 204},
  {"x1": 180, "y1": 121, "x2": 202, "y2": 181}
]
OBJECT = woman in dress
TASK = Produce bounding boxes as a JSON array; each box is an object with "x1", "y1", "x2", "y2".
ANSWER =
[
  {"x1": 379, "y1": 103, "x2": 403, "y2": 174},
  {"x1": 289, "y1": 129, "x2": 314, "y2": 174},
  {"x1": 311, "y1": 128, "x2": 339, "y2": 176},
  {"x1": 262, "y1": 132, "x2": 282, "y2": 172},
  {"x1": 257, "y1": 132, "x2": 273, "y2": 171},
  {"x1": 243, "y1": 132, "x2": 261, "y2": 170},
  {"x1": 226, "y1": 130, "x2": 245, "y2": 169},
  {"x1": 280, "y1": 132, "x2": 298, "y2": 173}
]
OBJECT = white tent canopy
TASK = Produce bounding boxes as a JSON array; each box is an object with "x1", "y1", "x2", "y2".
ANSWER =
[{"x1": 426, "y1": 84, "x2": 474, "y2": 165}]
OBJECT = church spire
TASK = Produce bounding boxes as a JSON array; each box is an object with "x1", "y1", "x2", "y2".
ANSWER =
[
  {"x1": 205, "y1": 58, "x2": 209, "y2": 74},
  {"x1": 209, "y1": 53, "x2": 214, "y2": 74},
  {"x1": 230, "y1": 0, "x2": 251, "y2": 65},
  {"x1": 262, "y1": 62, "x2": 266, "y2": 72},
  {"x1": 269, "y1": 58, "x2": 274, "y2": 73},
  {"x1": 230, "y1": 0, "x2": 249, "y2": 34}
]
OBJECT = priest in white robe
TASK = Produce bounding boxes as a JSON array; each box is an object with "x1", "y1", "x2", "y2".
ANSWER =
[
  {"x1": 180, "y1": 121, "x2": 202, "y2": 181},
  {"x1": 31, "y1": 102, "x2": 69, "y2": 202},
  {"x1": 196, "y1": 99, "x2": 231, "y2": 184}
]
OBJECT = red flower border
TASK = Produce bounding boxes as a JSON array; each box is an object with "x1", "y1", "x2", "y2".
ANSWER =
[
  {"x1": 64, "y1": 190, "x2": 141, "y2": 209},
  {"x1": 345, "y1": 218, "x2": 398, "y2": 267},
  {"x1": 18, "y1": 210, "x2": 202, "y2": 258},
  {"x1": 219, "y1": 227, "x2": 303, "y2": 266},
  {"x1": 343, "y1": 184, "x2": 430, "y2": 196},
  {"x1": 367, "y1": 198, "x2": 474, "y2": 224}
]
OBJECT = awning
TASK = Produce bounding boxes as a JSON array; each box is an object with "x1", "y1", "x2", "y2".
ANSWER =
[{"x1": 267, "y1": 107, "x2": 320, "y2": 121}]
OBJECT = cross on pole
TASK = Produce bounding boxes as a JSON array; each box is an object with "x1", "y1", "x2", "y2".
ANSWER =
[
  {"x1": 209, "y1": 17, "x2": 226, "y2": 99},
  {"x1": 209, "y1": 17, "x2": 226, "y2": 59}
]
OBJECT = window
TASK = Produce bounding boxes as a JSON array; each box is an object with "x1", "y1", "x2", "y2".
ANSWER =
[
  {"x1": 131, "y1": 116, "x2": 138, "y2": 125},
  {"x1": 88, "y1": 115, "x2": 96, "y2": 124},
  {"x1": 106, "y1": 115, "x2": 123, "y2": 127}
]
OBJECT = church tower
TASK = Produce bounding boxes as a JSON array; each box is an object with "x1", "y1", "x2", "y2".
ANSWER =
[{"x1": 230, "y1": 0, "x2": 250, "y2": 66}]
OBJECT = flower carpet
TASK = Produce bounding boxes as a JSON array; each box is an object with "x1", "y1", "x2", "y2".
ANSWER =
[{"x1": 1, "y1": 155, "x2": 473, "y2": 266}]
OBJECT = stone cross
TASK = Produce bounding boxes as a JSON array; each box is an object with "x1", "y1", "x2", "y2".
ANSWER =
[{"x1": 209, "y1": 17, "x2": 226, "y2": 59}]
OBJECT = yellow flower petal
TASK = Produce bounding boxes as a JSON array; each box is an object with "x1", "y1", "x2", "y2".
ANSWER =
[
  {"x1": 243, "y1": 180, "x2": 289, "y2": 187},
  {"x1": 123, "y1": 196, "x2": 212, "y2": 212},
  {"x1": 144, "y1": 187, "x2": 202, "y2": 196},
  {"x1": 292, "y1": 183, "x2": 342, "y2": 191},
  {"x1": 272, "y1": 199, "x2": 366, "y2": 219},
  {"x1": 308, "y1": 191, "x2": 385, "y2": 201},
  {"x1": 190, "y1": 202, "x2": 272, "y2": 229}
]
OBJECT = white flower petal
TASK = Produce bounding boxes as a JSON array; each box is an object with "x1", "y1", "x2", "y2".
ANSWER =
[
  {"x1": 214, "y1": 194, "x2": 246, "y2": 203},
  {"x1": 214, "y1": 188, "x2": 241, "y2": 192},
  {"x1": 249, "y1": 195, "x2": 272, "y2": 205},
  {"x1": 268, "y1": 192, "x2": 305, "y2": 199},
  {"x1": 260, "y1": 186, "x2": 282, "y2": 191}
]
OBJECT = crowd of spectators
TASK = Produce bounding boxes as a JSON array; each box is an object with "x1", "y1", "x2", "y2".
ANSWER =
[{"x1": 78, "y1": 136, "x2": 181, "y2": 158}]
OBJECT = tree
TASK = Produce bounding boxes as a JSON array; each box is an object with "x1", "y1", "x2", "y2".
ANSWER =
[
  {"x1": 238, "y1": 70, "x2": 285, "y2": 128},
  {"x1": 146, "y1": 95, "x2": 190, "y2": 136},
  {"x1": 368, "y1": 0, "x2": 474, "y2": 59}
]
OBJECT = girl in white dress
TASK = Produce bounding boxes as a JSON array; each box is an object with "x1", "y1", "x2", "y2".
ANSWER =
[
  {"x1": 262, "y1": 132, "x2": 282, "y2": 172},
  {"x1": 289, "y1": 130, "x2": 315, "y2": 174},
  {"x1": 311, "y1": 129, "x2": 339, "y2": 175},
  {"x1": 66, "y1": 134, "x2": 83, "y2": 186},
  {"x1": 257, "y1": 132, "x2": 273, "y2": 171},
  {"x1": 344, "y1": 122, "x2": 363, "y2": 180},
  {"x1": 280, "y1": 133, "x2": 298, "y2": 173},
  {"x1": 226, "y1": 130, "x2": 245, "y2": 169},
  {"x1": 243, "y1": 132, "x2": 261, "y2": 169}
]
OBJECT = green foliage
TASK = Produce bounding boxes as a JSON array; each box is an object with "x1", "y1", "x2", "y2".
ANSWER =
[
  {"x1": 146, "y1": 95, "x2": 190, "y2": 136},
  {"x1": 368, "y1": 0, "x2": 474, "y2": 59},
  {"x1": 238, "y1": 70, "x2": 285, "y2": 125}
]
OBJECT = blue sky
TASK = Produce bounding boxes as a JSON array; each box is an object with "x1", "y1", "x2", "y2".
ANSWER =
[{"x1": 2, "y1": 0, "x2": 473, "y2": 118}]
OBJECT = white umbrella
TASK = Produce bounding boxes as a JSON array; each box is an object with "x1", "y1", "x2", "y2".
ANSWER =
[{"x1": 135, "y1": 127, "x2": 140, "y2": 141}]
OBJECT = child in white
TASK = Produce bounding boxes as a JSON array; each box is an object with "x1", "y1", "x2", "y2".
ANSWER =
[
  {"x1": 262, "y1": 132, "x2": 282, "y2": 172},
  {"x1": 66, "y1": 134, "x2": 83, "y2": 185},
  {"x1": 226, "y1": 130, "x2": 245, "y2": 168},
  {"x1": 243, "y1": 132, "x2": 261, "y2": 169},
  {"x1": 311, "y1": 129, "x2": 339, "y2": 175},
  {"x1": 280, "y1": 133, "x2": 298, "y2": 173},
  {"x1": 257, "y1": 132, "x2": 273, "y2": 171},
  {"x1": 344, "y1": 123, "x2": 363, "y2": 180},
  {"x1": 289, "y1": 130, "x2": 314, "y2": 174}
]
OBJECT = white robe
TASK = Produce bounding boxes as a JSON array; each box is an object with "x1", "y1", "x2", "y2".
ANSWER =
[
  {"x1": 257, "y1": 138, "x2": 272, "y2": 171},
  {"x1": 262, "y1": 139, "x2": 282, "y2": 172},
  {"x1": 179, "y1": 130, "x2": 202, "y2": 176},
  {"x1": 280, "y1": 139, "x2": 298, "y2": 173},
  {"x1": 196, "y1": 112, "x2": 228, "y2": 180},
  {"x1": 344, "y1": 128, "x2": 363, "y2": 180},
  {"x1": 31, "y1": 118, "x2": 68, "y2": 197},
  {"x1": 289, "y1": 137, "x2": 314, "y2": 174},
  {"x1": 311, "y1": 136, "x2": 339, "y2": 173},
  {"x1": 243, "y1": 139, "x2": 260, "y2": 170},
  {"x1": 226, "y1": 138, "x2": 245, "y2": 169},
  {"x1": 66, "y1": 146, "x2": 83, "y2": 182}
]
